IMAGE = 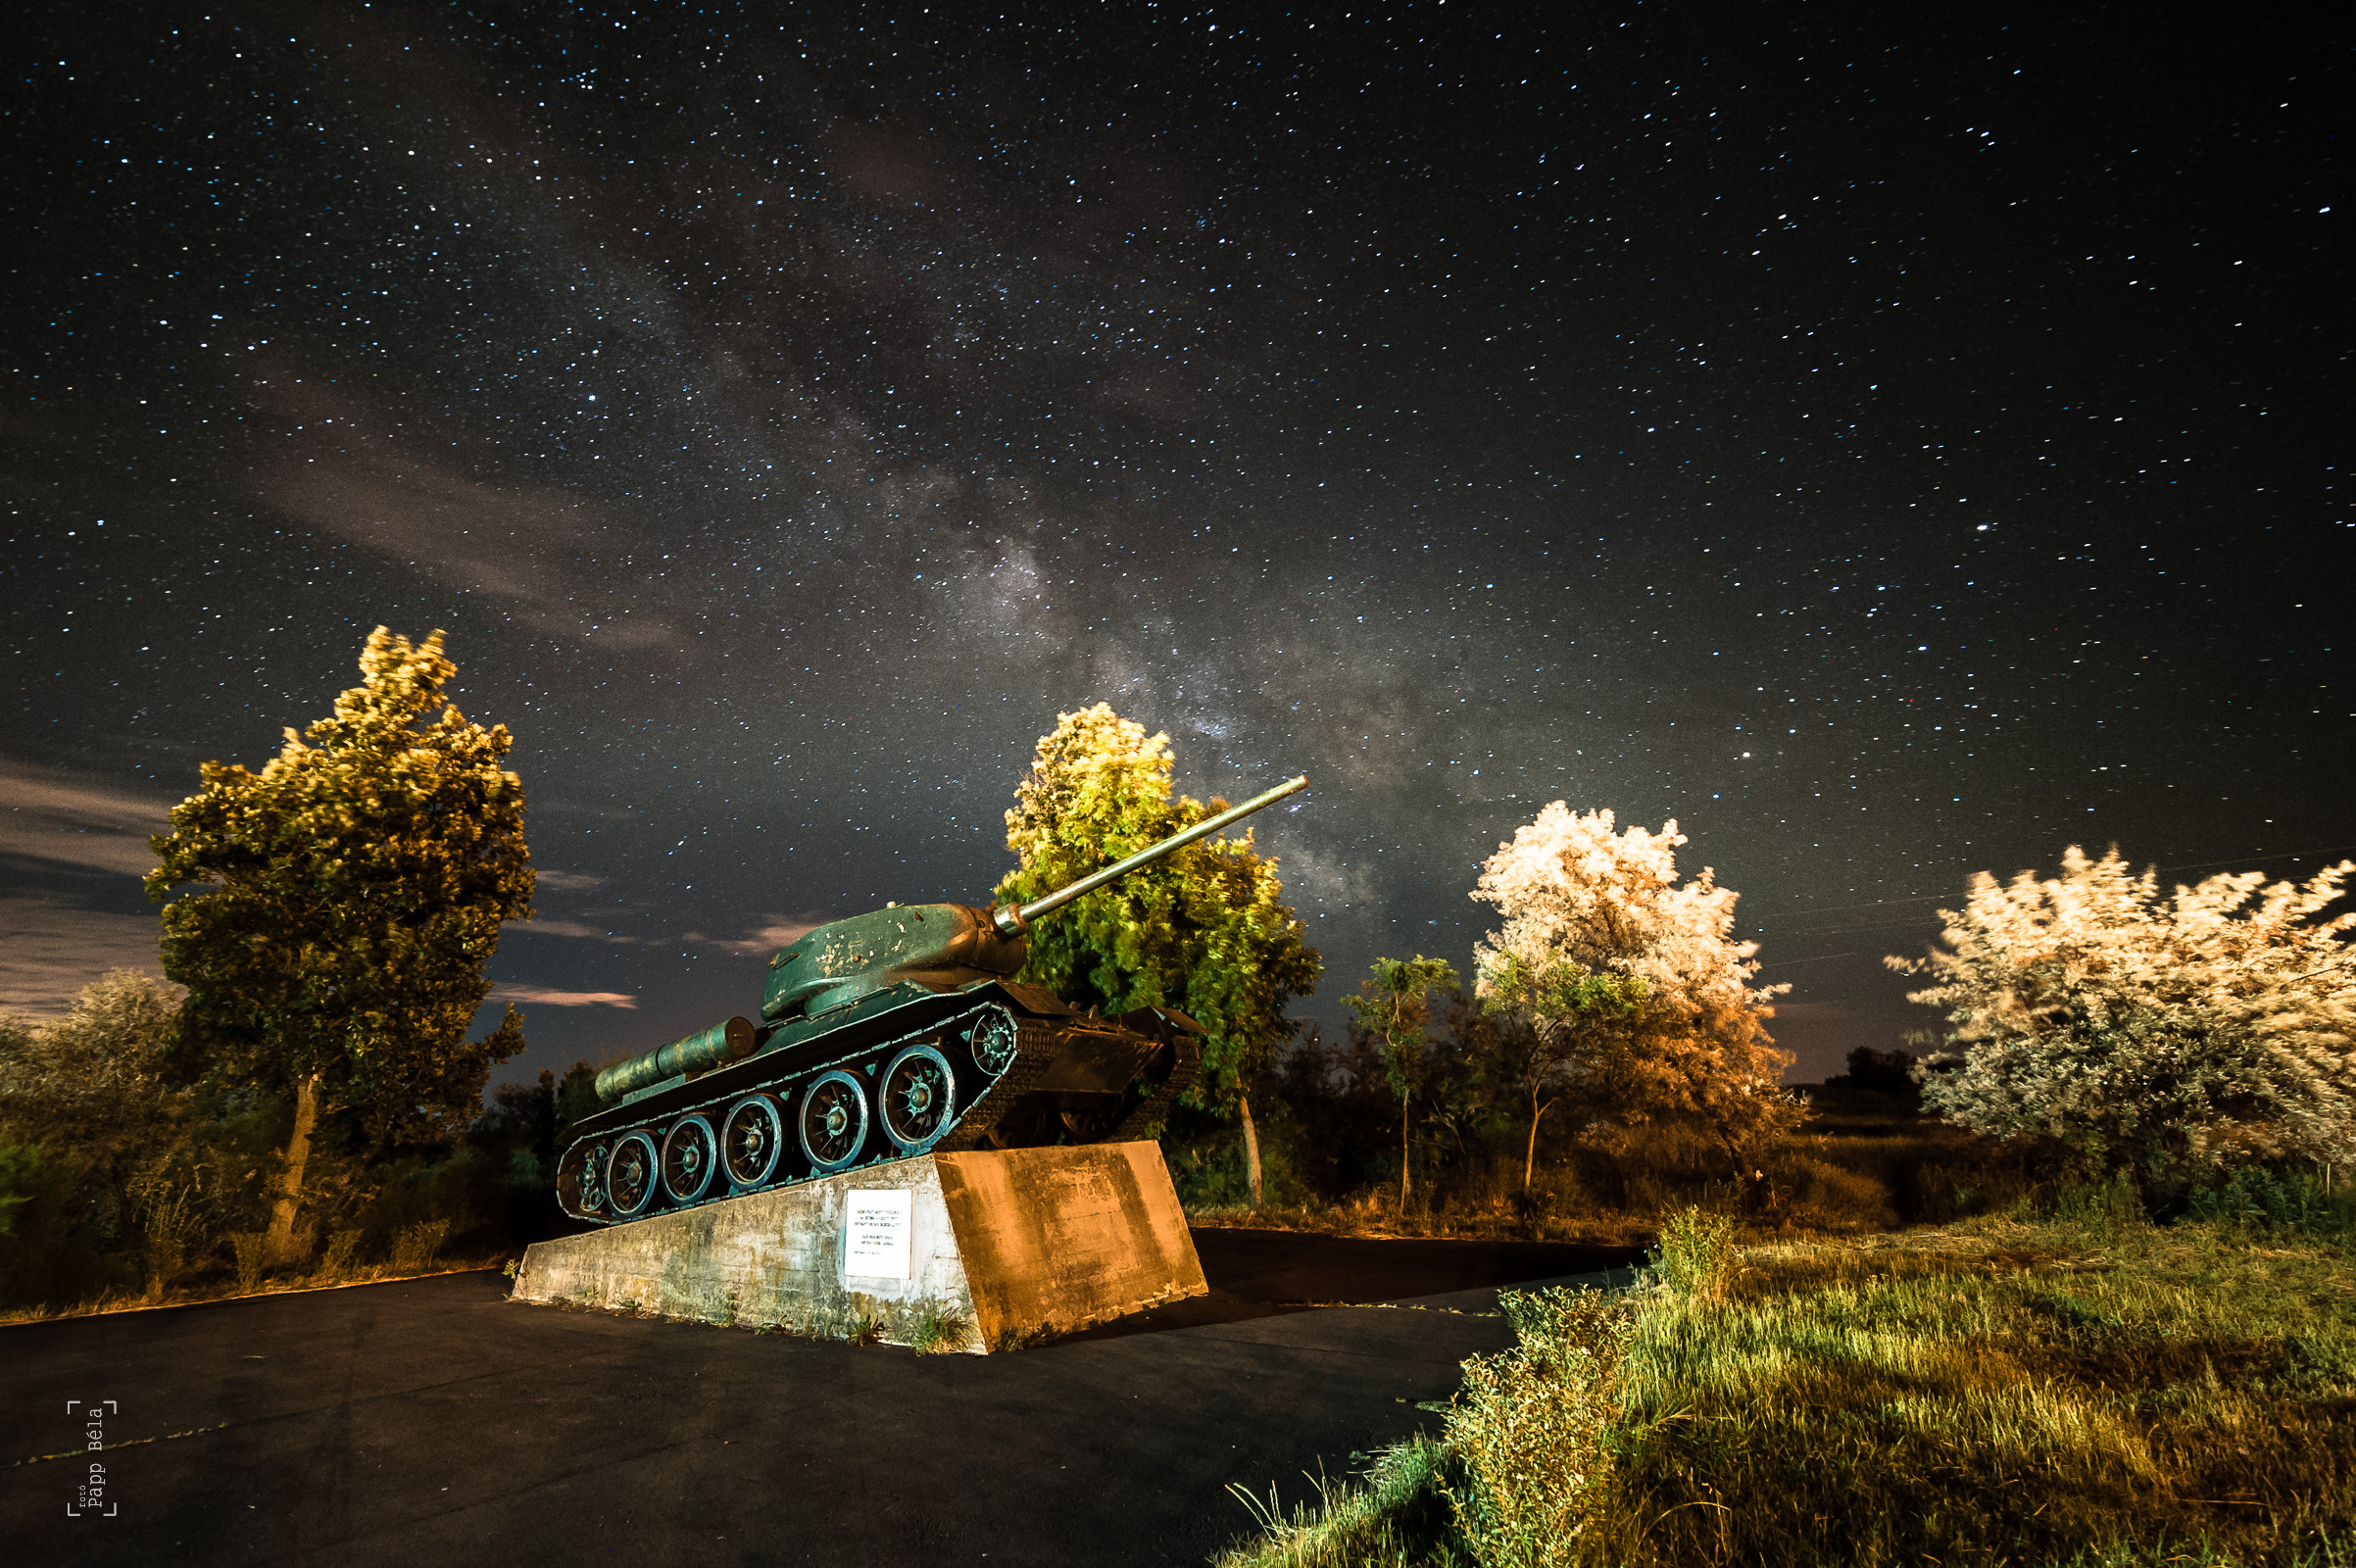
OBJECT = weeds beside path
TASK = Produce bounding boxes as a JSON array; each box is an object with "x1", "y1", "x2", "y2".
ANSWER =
[
  {"x1": 1217, "y1": 1208, "x2": 2356, "y2": 1568},
  {"x1": 0, "y1": 1250, "x2": 507, "y2": 1327}
]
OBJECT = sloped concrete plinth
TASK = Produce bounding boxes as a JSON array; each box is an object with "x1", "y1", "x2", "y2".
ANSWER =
[{"x1": 512, "y1": 1142, "x2": 1205, "y2": 1352}]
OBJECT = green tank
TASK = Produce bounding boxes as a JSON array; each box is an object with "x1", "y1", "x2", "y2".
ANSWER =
[{"x1": 554, "y1": 774, "x2": 1307, "y2": 1224}]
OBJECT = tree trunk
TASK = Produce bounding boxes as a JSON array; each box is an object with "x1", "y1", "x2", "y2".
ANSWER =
[
  {"x1": 267, "y1": 1074, "x2": 320, "y2": 1265},
  {"x1": 1239, "y1": 1093, "x2": 1263, "y2": 1209},
  {"x1": 1399, "y1": 1095, "x2": 1412, "y2": 1209},
  {"x1": 1524, "y1": 1091, "x2": 1550, "y2": 1193}
]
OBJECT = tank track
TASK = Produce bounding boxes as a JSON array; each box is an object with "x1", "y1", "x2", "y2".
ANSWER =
[
  {"x1": 1107, "y1": 1036, "x2": 1203, "y2": 1141},
  {"x1": 554, "y1": 990, "x2": 1194, "y2": 1225},
  {"x1": 932, "y1": 1018, "x2": 1059, "y2": 1152}
]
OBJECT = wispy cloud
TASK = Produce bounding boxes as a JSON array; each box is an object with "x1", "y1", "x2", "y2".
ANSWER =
[
  {"x1": 0, "y1": 758, "x2": 174, "y2": 878},
  {"x1": 531, "y1": 869, "x2": 606, "y2": 891},
  {"x1": 488, "y1": 984, "x2": 638, "y2": 1009},
  {"x1": 0, "y1": 899, "x2": 167, "y2": 1019},
  {"x1": 257, "y1": 396, "x2": 678, "y2": 652},
  {"x1": 0, "y1": 761, "x2": 177, "y2": 1017},
  {"x1": 518, "y1": 918, "x2": 630, "y2": 942},
  {"x1": 704, "y1": 914, "x2": 828, "y2": 956}
]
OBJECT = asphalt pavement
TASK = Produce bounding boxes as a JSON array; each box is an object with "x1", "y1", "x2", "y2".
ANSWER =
[{"x1": 3, "y1": 1228, "x2": 1641, "y2": 1567}]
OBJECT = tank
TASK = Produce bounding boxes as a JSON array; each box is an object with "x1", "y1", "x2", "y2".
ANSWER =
[{"x1": 554, "y1": 774, "x2": 1308, "y2": 1224}]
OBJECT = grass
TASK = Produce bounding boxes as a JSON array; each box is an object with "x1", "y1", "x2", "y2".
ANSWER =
[
  {"x1": 1214, "y1": 1200, "x2": 2356, "y2": 1568},
  {"x1": 0, "y1": 1248, "x2": 506, "y2": 1325},
  {"x1": 730, "y1": 1294, "x2": 974, "y2": 1352}
]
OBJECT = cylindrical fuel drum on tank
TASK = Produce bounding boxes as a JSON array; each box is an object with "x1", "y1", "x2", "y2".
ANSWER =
[{"x1": 594, "y1": 1016, "x2": 757, "y2": 1102}]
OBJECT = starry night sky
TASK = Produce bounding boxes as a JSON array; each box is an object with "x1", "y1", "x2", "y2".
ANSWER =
[{"x1": 5, "y1": 3, "x2": 2349, "y2": 1091}]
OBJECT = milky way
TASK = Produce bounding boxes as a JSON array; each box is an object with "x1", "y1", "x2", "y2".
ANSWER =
[{"x1": 6, "y1": 5, "x2": 2348, "y2": 1084}]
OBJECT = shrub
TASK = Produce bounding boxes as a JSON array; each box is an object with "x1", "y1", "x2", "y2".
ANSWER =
[
  {"x1": 2184, "y1": 1165, "x2": 2354, "y2": 1237},
  {"x1": 0, "y1": 1134, "x2": 36, "y2": 1237},
  {"x1": 390, "y1": 1218, "x2": 449, "y2": 1271},
  {"x1": 1445, "y1": 1289, "x2": 1634, "y2": 1568},
  {"x1": 1645, "y1": 1205, "x2": 1737, "y2": 1300},
  {"x1": 230, "y1": 1231, "x2": 269, "y2": 1292},
  {"x1": 319, "y1": 1227, "x2": 364, "y2": 1278},
  {"x1": 0, "y1": 1139, "x2": 136, "y2": 1310}
]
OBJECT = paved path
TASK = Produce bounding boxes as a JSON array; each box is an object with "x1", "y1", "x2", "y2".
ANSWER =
[{"x1": 3, "y1": 1230, "x2": 1640, "y2": 1566}]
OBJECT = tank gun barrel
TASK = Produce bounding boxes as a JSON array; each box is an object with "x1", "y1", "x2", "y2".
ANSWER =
[
  {"x1": 992, "y1": 773, "x2": 1308, "y2": 938},
  {"x1": 588, "y1": 773, "x2": 1310, "y2": 1113}
]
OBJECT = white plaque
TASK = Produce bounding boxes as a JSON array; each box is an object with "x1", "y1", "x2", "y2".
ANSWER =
[{"x1": 844, "y1": 1189, "x2": 913, "y2": 1280}]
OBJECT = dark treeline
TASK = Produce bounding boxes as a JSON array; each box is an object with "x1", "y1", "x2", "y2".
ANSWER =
[
  {"x1": 1155, "y1": 1008, "x2": 2033, "y2": 1241},
  {"x1": 0, "y1": 971, "x2": 609, "y2": 1314}
]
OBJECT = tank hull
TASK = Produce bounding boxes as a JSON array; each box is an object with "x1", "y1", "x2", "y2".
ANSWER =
[{"x1": 555, "y1": 980, "x2": 1202, "y2": 1225}]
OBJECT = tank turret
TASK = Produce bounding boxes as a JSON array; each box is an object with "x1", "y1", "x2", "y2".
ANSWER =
[
  {"x1": 555, "y1": 774, "x2": 1308, "y2": 1224},
  {"x1": 755, "y1": 774, "x2": 1307, "y2": 1024}
]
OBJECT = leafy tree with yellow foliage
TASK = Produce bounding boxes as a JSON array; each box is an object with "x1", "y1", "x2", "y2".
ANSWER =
[
  {"x1": 146, "y1": 628, "x2": 533, "y2": 1260},
  {"x1": 996, "y1": 705, "x2": 1320, "y2": 1205}
]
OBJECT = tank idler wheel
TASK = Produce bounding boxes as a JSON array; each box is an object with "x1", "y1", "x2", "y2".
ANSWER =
[
  {"x1": 800, "y1": 1069, "x2": 870, "y2": 1173},
  {"x1": 661, "y1": 1114, "x2": 718, "y2": 1204},
  {"x1": 556, "y1": 1141, "x2": 607, "y2": 1218},
  {"x1": 722, "y1": 1094, "x2": 787, "y2": 1190},
  {"x1": 608, "y1": 1131, "x2": 661, "y2": 1218},
  {"x1": 881, "y1": 1044, "x2": 957, "y2": 1152},
  {"x1": 968, "y1": 1008, "x2": 1019, "y2": 1075}
]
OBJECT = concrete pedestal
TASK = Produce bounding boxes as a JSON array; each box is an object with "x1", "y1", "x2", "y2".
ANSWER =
[{"x1": 511, "y1": 1141, "x2": 1205, "y2": 1352}]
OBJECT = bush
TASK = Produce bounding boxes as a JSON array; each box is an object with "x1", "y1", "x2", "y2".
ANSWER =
[
  {"x1": 390, "y1": 1218, "x2": 450, "y2": 1271},
  {"x1": 0, "y1": 1138, "x2": 135, "y2": 1310},
  {"x1": 231, "y1": 1231, "x2": 269, "y2": 1293},
  {"x1": 1833, "y1": 1046, "x2": 1920, "y2": 1095},
  {"x1": 2034, "y1": 1169, "x2": 2148, "y2": 1228},
  {"x1": 2184, "y1": 1165, "x2": 2354, "y2": 1236},
  {"x1": 1645, "y1": 1206, "x2": 1736, "y2": 1301},
  {"x1": 0, "y1": 1134, "x2": 36, "y2": 1237},
  {"x1": 1445, "y1": 1290, "x2": 1635, "y2": 1567},
  {"x1": 319, "y1": 1227, "x2": 364, "y2": 1279}
]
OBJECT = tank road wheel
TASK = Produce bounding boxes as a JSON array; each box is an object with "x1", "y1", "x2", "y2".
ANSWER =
[
  {"x1": 968, "y1": 1008, "x2": 1019, "y2": 1075},
  {"x1": 721, "y1": 1095, "x2": 786, "y2": 1191},
  {"x1": 608, "y1": 1131, "x2": 661, "y2": 1218},
  {"x1": 661, "y1": 1115, "x2": 719, "y2": 1205},
  {"x1": 799, "y1": 1070, "x2": 870, "y2": 1174},
  {"x1": 881, "y1": 1044, "x2": 957, "y2": 1152},
  {"x1": 556, "y1": 1141, "x2": 607, "y2": 1219}
]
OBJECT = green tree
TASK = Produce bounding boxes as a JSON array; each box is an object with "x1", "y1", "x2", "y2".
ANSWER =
[
  {"x1": 146, "y1": 627, "x2": 533, "y2": 1261},
  {"x1": 0, "y1": 975, "x2": 203, "y2": 1305},
  {"x1": 1481, "y1": 953, "x2": 1652, "y2": 1191},
  {"x1": 996, "y1": 704, "x2": 1322, "y2": 1206},
  {"x1": 0, "y1": 971, "x2": 185, "y2": 1126},
  {"x1": 1344, "y1": 956, "x2": 1458, "y2": 1208}
]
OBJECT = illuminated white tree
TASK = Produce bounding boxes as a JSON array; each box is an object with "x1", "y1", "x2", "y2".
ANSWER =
[
  {"x1": 1471, "y1": 805, "x2": 1795, "y2": 1171},
  {"x1": 1891, "y1": 848, "x2": 2356, "y2": 1184}
]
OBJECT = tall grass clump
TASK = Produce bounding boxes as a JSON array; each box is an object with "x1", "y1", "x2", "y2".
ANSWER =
[
  {"x1": 1642, "y1": 1205, "x2": 1736, "y2": 1300},
  {"x1": 316, "y1": 1227, "x2": 364, "y2": 1281},
  {"x1": 230, "y1": 1231, "x2": 269, "y2": 1293},
  {"x1": 1223, "y1": 1438, "x2": 1462, "y2": 1568},
  {"x1": 389, "y1": 1218, "x2": 449, "y2": 1272}
]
